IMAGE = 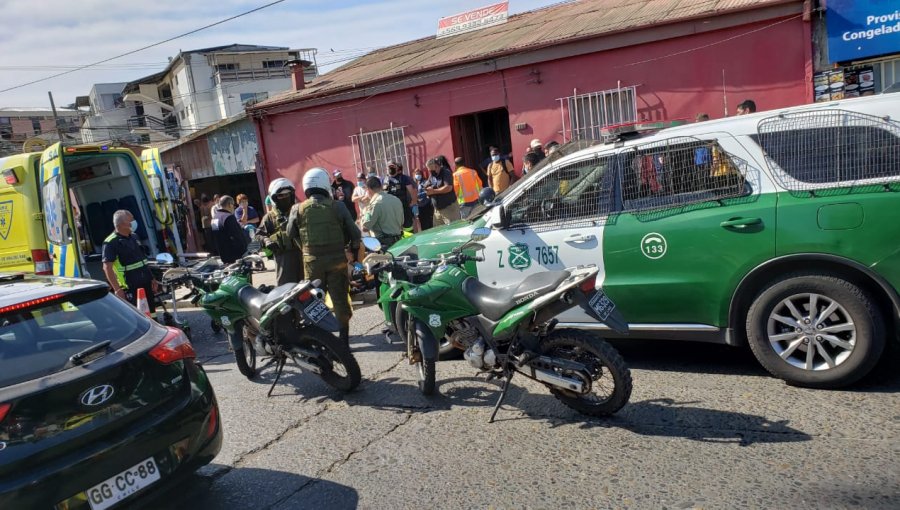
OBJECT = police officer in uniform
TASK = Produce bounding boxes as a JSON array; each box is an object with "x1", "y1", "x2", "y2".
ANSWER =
[
  {"x1": 102, "y1": 210, "x2": 159, "y2": 313},
  {"x1": 286, "y1": 168, "x2": 361, "y2": 346},
  {"x1": 257, "y1": 178, "x2": 303, "y2": 286}
]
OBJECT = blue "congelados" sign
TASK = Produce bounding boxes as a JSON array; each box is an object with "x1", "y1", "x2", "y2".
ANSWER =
[{"x1": 827, "y1": 0, "x2": 900, "y2": 63}]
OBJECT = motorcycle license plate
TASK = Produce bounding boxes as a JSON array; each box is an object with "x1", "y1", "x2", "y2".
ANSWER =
[
  {"x1": 588, "y1": 291, "x2": 616, "y2": 321},
  {"x1": 85, "y1": 457, "x2": 160, "y2": 510},
  {"x1": 304, "y1": 299, "x2": 331, "y2": 323}
]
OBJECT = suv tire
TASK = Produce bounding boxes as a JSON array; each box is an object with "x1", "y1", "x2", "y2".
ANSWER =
[{"x1": 746, "y1": 272, "x2": 885, "y2": 389}]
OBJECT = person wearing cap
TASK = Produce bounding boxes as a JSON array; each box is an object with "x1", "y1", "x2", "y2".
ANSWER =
[
  {"x1": 529, "y1": 139, "x2": 546, "y2": 162},
  {"x1": 452, "y1": 156, "x2": 482, "y2": 219},
  {"x1": 383, "y1": 160, "x2": 416, "y2": 233},
  {"x1": 331, "y1": 169, "x2": 357, "y2": 221},
  {"x1": 351, "y1": 172, "x2": 370, "y2": 225}
]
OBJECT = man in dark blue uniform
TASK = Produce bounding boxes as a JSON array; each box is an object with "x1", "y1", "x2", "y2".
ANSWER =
[{"x1": 102, "y1": 210, "x2": 159, "y2": 313}]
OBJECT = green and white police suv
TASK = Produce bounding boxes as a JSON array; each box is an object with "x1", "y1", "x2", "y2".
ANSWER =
[{"x1": 386, "y1": 94, "x2": 900, "y2": 389}]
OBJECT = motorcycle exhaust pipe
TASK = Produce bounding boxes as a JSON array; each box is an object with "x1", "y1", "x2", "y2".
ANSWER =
[{"x1": 518, "y1": 365, "x2": 585, "y2": 393}]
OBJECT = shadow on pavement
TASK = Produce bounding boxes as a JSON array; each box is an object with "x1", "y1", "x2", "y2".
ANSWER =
[{"x1": 149, "y1": 468, "x2": 359, "y2": 510}]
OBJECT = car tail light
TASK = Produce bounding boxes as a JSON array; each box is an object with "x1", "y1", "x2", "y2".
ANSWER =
[
  {"x1": 149, "y1": 327, "x2": 196, "y2": 364},
  {"x1": 580, "y1": 275, "x2": 597, "y2": 293},
  {"x1": 206, "y1": 401, "x2": 219, "y2": 438},
  {"x1": 32, "y1": 249, "x2": 52, "y2": 275},
  {"x1": 0, "y1": 403, "x2": 10, "y2": 423},
  {"x1": 0, "y1": 293, "x2": 66, "y2": 314}
]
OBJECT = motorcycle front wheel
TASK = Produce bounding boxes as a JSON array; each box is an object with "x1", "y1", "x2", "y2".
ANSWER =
[
  {"x1": 300, "y1": 327, "x2": 362, "y2": 392},
  {"x1": 541, "y1": 330, "x2": 632, "y2": 417},
  {"x1": 234, "y1": 323, "x2": 257, "y2": 379}
]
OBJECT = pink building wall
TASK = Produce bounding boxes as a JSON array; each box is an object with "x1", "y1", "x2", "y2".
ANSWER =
[{"x1": 256, "y1": 15, "x2": 811, "y2": 189}]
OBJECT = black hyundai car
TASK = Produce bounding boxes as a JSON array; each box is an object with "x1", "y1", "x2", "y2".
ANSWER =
[{"x1": 0, "y1": 273, "x2": 221, "y2": 509}]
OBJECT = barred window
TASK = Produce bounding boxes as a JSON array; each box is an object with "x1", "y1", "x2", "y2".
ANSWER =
[
  {"x1": 757, "y1": 111, "x2": 900, "y2": 191},
  {"x1": 560, "y1": 86, "x2": 638, "y2": 142},
  {"x1": 617, "y1": 137, "x2": 748, "y2": 213},
  {"x1": 507, "y1": 157, "x2": 613, "y2": 231},
  {"x1": 350, "y1": 126, "x2": 409, "y2": 176}
]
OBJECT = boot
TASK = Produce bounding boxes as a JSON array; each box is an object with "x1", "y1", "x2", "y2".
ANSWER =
[{"x1": 339, "y1": 326, "x2": 350, "y2": 347}]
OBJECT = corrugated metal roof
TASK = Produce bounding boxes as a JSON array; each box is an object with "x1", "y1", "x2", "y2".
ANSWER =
[{"x1": 253, "y1": 0, "x2": 794, "y2": 111}]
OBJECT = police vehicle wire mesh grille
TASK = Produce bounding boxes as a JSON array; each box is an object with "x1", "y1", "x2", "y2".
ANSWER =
[
  {"x1": 617, "y1": 137, "x2": 748, "y2": 213},
  {"x1": 507, "y1": 157, "x2": 615, "y2": 232},
  {"x1": 757, "y1": 110, "x2": 900, "y2": 193}
]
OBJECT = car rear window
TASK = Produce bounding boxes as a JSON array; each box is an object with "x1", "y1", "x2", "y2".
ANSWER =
[{"x1": 0, "y1": 290, "x2": 153, "y2": 388}]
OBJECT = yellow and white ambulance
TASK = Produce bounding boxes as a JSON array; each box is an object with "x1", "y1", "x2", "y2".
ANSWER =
[{"x1": 0, "y1": 143, "x2": 184, "y2": 278}]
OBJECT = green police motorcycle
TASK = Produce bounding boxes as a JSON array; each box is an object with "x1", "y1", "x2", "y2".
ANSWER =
[
  {"x1": 365, "y1": 228, "x2": 632, "y2": 421},
  {"x1": 166, "y1": 253, "x2": 361, "y2": 396}
]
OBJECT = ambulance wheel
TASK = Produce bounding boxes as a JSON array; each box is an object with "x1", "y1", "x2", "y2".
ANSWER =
[{"x1": 746, "y1": 272, "x2": 885, "y2": 389}]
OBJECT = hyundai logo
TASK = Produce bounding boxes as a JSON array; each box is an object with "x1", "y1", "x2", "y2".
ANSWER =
[{"x1": 80, "y1": 384, "x2": 115, "y2": 407}]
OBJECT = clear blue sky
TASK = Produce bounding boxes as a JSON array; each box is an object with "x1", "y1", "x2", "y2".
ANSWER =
[{"x1": 0, "y1": 0, "x2": 556, "y2": 108}]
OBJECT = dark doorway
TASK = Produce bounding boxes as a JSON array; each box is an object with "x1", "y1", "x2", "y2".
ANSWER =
[{"x1": 451, "y1": 108, "x2": 512, "y2": 179}]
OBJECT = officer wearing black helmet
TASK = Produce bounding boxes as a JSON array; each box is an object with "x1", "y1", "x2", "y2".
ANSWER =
[{"x1": 257, "y1": 178, "x2": 303, "y2": 286}]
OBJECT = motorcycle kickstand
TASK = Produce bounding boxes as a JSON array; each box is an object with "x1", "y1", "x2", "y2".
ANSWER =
[
  {"x1": 267, "y1": 355, "x2": 287, "y2": 398},
  {"x1": 488, "y1": 370, "x2": 514, "y2": 424}
]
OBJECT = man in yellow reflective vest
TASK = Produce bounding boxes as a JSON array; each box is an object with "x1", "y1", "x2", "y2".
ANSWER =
[
  {"x1": 102, "y1": 210, "x2": 159, "y2": 313},
  {"x1": 452, "y1": 157, "x2": 482, "y2": 219}
]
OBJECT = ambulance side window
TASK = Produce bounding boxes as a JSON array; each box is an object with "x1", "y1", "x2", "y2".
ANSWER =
[{"x1": 42, "y1": 174, "x2": 71, "y2": 245}]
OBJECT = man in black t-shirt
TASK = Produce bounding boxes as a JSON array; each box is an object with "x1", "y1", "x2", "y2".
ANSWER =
[
  {"x1": 383, "y1": 161, "x2": 416, "y2": 231},
  {"x1": 425, "y1": 157, "x2": 461, "y2": 225},
  {"x1": 102, "y1": 210, "x2": 158, "y2": 313},
  {"x1": 331, "y1": 169, "x2": 358, "y2": 221}
]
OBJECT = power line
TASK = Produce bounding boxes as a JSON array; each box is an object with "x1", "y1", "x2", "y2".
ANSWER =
[{"x1": 0, "y1": 0, "x2": 286, "y2": 94}]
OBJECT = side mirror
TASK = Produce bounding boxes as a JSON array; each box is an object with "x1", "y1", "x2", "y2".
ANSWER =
[
  {"x1": 362, "y1": 237, "x2": 382, "y2": 253},
  {"x1": 494, "y1": 204, "x2": 510, "y2": 229},
  {"x1": 155, "y1": 253, "x2": 174, "y2": 264},
  {"x1": 470, "y1": 227, "x2": 491, "y2": 242}
]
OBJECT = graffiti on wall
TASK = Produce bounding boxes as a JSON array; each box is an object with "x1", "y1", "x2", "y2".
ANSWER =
[{"x1": 208, "y1": 119, "x2": 259, "y2": 176}]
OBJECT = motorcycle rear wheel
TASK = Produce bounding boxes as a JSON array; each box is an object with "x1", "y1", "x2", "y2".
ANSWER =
[
  {"x1": 300, "y1": 328, "x2": 362, "y2": 392},
  {"x1": 541, "y1": 330, "x2": 632, "y2": 417}
]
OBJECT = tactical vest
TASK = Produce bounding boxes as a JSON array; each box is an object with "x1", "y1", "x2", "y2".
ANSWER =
[{"x1": 298, "y1": 196, "x2": 345, "y2": 256}]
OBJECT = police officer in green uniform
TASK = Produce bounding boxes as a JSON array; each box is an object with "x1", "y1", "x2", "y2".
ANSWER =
[
  {"x1": 286, "y1": 168, "x2": 361, "y2": 345},
  {"x1": 257, "y1": 178, "x2": 303, "y2": 286},
  {"x1": 102, "y1": 210, "x2": 159, "y2": 313}
]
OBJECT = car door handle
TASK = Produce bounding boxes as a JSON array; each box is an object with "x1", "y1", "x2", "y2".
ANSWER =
[
  {"x1": 720, "y1": 217, "x2": 762, "y2": 229},
  {"x1": 564, "y1": 234, "x2": 596, "y2": 243}
]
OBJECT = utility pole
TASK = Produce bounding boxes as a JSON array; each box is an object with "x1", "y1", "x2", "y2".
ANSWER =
[{"x1": 48, "y1": 91, "x2": 65, "y2": 144}]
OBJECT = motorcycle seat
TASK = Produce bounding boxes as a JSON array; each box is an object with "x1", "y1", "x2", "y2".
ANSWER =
[
  {"x1": 462, "y1": 270, "x2": 571, "y2": 321},
  {"x1": 238, "y1": 283, "x2": 297, "y2": 318}
]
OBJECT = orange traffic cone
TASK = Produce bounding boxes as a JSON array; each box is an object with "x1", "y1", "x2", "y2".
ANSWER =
[{"x1": 136, "y1": 288, "x2": 151, "y2": 317}]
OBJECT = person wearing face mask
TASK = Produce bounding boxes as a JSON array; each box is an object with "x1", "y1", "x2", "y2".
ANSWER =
[
  {"x1": 211, "y1": 195, "x2": 249, "y2": 264},
  {"x1": 331, "y1": 169, "x2": 357, "y2": 221},
  {"x1": 258, "y1": 178, "x2": 303, "y2": 285},
  {"x1": 413, "y1": 168, "x2": 434, "y2": 230},
  {"x1": 487, "y1": 146, "x2": 516, "y2": 194},
  {"x1": 351, "y1": 172, "x2": 370, "y2": 226},
  {"x1": 102, "y1": 210, "x2": 160, "y2": 312},
  {"x1": 383, "y1": 160, "x2": 416, "y2": 233}
]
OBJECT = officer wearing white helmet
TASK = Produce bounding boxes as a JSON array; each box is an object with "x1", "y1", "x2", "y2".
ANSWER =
[
  {"x1": 257, "y1": 177, "x2": 303, "y2": 286},
  {"x1": 286, "y1": 168, "x2": 362, "y2": 346}
]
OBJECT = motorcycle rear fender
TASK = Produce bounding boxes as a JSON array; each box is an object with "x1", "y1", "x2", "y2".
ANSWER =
[
  {"x1": 413, "y1": 320, "x2": 439, "y2": 362},
  {"x1": 312, "y1": 309, "x2": 341, "y2": 333}
]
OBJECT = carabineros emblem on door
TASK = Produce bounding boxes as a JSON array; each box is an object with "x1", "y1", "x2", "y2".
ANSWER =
[{"x1": 508, "y1": 243, "x2": 532, "y2": 271}]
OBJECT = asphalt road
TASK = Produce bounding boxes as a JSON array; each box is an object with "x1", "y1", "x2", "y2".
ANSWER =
[{"x1": 152, "y1": 264, "x2": 900, "y2": 510}]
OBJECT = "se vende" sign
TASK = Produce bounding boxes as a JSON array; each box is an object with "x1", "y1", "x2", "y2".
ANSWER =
[{"x1": 437, "y1": 2, "x2": 509, "y2": 39}]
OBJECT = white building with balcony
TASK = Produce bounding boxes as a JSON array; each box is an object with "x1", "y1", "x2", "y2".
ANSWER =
[{"x1": 121, "y1": 44, "x2": 318, "y2": 140}]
